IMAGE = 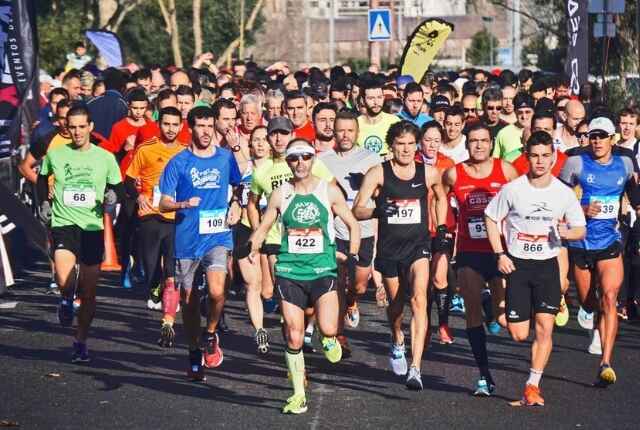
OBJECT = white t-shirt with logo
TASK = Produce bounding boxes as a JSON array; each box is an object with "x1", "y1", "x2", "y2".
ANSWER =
[
  {"x1": 484, "y1": 175, "x2": 586, "y2": 260},
  {"x1": 439, "y1": 136, "x2": 468, "y2": 164}
]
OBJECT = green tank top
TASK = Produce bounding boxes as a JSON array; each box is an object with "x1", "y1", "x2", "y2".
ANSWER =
[{"x1": 275, "y1": 180, "x2": 337, "y2": 281}]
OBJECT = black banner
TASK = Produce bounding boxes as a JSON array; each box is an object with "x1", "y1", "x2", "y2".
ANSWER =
[
  {"x1": 565, "y1": 0, "x2": 589, "y2": 96},
  {"x1": 0, "y1": 0, "x2": 39, "y2": 160}
]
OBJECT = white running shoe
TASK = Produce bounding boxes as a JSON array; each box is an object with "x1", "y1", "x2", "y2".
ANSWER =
[
  {"x1": 577, "y1": 307, "x2": 594, "y2": 330},
  {"x1": 389, "y1": 342, "x2": 408, "y2": 376},
  {"x1": 588, "y1": 329, "x2": 602, "y2": 355}
]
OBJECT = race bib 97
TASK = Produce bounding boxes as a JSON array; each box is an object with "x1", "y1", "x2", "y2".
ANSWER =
[
  {"x1": 199, "y1": 209, "x2": 229, "y2": 234},
  {"x1": 287, "y1": 227, "x2": 323, "y2": 254},
  {"x1": 63, "y1": 187, "x2": 96, "y2": 208},
  {"x1": 467, "y1": 216, "x2": 487, "y2": 239},
  {"x1": 388, "y1": 199, "x2": 421, "y2": 225},
  {"x1": 590, "y1": 196, "x2": 619, "y2": 220}
]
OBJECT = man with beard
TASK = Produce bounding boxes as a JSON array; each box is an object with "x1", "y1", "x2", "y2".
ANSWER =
[
  {"x1": 356, "y1": 80, "x2": 400, "y2": 158},
  {"x1": 286, "y1": 91, "x2": 316, "y2": 142},
  {"x1": 397, "y1": 82, "x2": 432, "y2": 128},
  {"x1": 312, "y1": 102, "x2": 337, "y2": 153}
]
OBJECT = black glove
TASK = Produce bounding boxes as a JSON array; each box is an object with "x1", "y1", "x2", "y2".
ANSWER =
[
  {"x1": 348, "y1": 172, "x2": 365, "y2": 190},
  {"x1": 372, "y1": 199, "x2": 399, "y2": 219},
  {"x1": 346, "y1": 253, "x2": 358, "y2": 284},
  {"x1": 236, "y1": 240, "x2": 252, "y2": 260},
  {"x1": 432, "y1": 224, "x2": 453, "y2": 254},
  {"x1": 39, "y1": 200, "x2": 52, "y2": 225},
  {"x1": 104, "y1": 189, "x2": 118, "y2": 206}
]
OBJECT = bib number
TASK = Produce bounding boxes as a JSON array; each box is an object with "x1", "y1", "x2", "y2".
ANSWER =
[
  {"x1": 287, "y1": 228, "x2": 323, "y2": 254},
  {"x1": 63, "y1": 187, "x2": 96, "y2": 208},
  {"x1": 199, "y1": 209, "x2": 228, "y2": 234},
  {"x1": 515, "y1": 233, "x2": 549, "y2": 256},
  {"x1": 467, "y1": 216, "x2": 487, "y2": 239},
  {"x1": 590, "y1": 196, "x2": 619, "y2": 220},
  {"x1": 152, "y1": 185, "x2": 161, "y2": 208},
  {"x1": 388, "y1": 199, "x2": 421, "y2": 225}
]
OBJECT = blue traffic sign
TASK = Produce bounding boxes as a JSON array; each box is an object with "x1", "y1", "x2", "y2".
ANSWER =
[{"x1": 368, "y1": 9, "x2": 391, "y2": 42}]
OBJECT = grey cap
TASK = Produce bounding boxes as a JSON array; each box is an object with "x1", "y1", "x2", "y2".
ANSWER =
[{"x1": 267, "y1": 116, "x2": 293, "y2": 134}]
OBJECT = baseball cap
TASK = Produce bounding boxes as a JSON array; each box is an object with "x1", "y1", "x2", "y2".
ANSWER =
[
  {"x1": 267, "y1": 116, "x2": 293, "y2": 134},
  {"x1": 396, "y1": 75, "x2": 414, "y2": 87},
  {"x1": 588, "y1": 117, "x2": 615, "y2": 136},
  {"x1": 430, "y1": 95, "x2": 450, "y2": 112},
  {"x1": 534, "y1": 97, "x2": 555, "y2": 115},
  {"x1": 513, "y1": 92, "x2": 535, "y2": 110}
]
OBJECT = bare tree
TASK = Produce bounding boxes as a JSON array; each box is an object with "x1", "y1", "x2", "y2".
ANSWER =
[
  {"x1": 158, "y1": 0, "x2": 183, "y2": 67},
  {"x1": 216, "y1": 0, "x2": 264, "y2": 67},
  {"x1": 193, "y1": 0, "x2": 203, "y2": 60},
  {"x1": 99, "y1": 0, "x2": 146, "y2": 32}
]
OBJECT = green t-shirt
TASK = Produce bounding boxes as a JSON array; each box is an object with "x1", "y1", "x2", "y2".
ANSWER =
[
  {"x1": 492, "y1": 123, "x2": 523, "y2": 162},
  {"x1": 275, "y1": 181, "x2": 337, "y2": 281},
  {"x1": 250, "y1": 157, "x2": 334, "y2": 244},
  {"x1": 41, "y1": 144, "x2": 121, "y2": 231},
  {"x1": 356, "y1": 112, "x2": 400, "y2": 156}
]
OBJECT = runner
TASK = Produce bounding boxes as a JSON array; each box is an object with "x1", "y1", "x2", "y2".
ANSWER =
[
  {"x1": 440, "y1": 105, "x2": 469, "y2": 164},
  {"x1": 353, "y1": 120, "x2": 449, "y2": 390},
  {"x1": 558, "y1": 116, "x2": 640, "y2": 386},
  {"x1": 397, "y1": 82, "x2": 432, "y2": 127},
  {"x1": 356, "y1": 80, "x2": 400, "y2": 157},
  {"x1": 442, "y1": 122, "x2": 519, "y2": 395},
  {"x1": 125, "y1": 106, "x2": 185, "y2": 347},
  {"x1": 37, "y1": 105, "x2": 122, "y2": 363},
  {"x1": 493, "y1": 92, "x2": 535, "y2": 161},
  {"x1": 319, "y1": 111, "x2": 382, "y2": 355},
  {"x1": 158, "y1": 106, "x2": 242, "y2": 381},
  {"x1": 285, "y1": 90, "x2": 316, "y2": 142},
  {"x1": 484, "y1": 130, "x2": 586, "y2": 406},
  {"x1": 243, "y1": 138, "x2": 360, "y2": 414},
  {"x1": 311, "y1": 102, "x2": 337, "y2": 153}
]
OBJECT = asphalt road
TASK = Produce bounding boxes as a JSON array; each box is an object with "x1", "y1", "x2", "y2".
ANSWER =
[{"x1": 1, "y1": 262, "x2": 639, "y2": 429}]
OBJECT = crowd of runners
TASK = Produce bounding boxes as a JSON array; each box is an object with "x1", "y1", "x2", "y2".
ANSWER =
[{"x1": 19, "y1": 49, "x2": 640, "y2": 413}]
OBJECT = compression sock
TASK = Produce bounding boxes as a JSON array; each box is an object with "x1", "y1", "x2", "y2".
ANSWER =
[
  {"x1": 466, "y1": 325, "x2": 493, "y2": 384},
  {"x1": 285, "y1": 347, "x2": 306, "y2": 396},
  {"x1": 161, "y1": 278, "x2": 179, "y2": 325},
  {"x1": 434, "y1": 289, "x2": 450, "y2": 326},
  {"x1": 526, "y1": 368, "x2": 543, "y2": 387}
]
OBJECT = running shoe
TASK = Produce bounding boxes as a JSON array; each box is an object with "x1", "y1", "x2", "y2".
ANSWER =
[
  {"x1": 522, "y1": 384, "x2": 544, "y2": 406},
  {"x1": 147, "y1": 285, "x2": 162, "y2": 310},
  {"x1": 598, "y1": 364, "x2": 617, "y2": 386},
  {"x1": 438, "y1": 324, "x2": 454, "y2": 344},
  {"x1": 158, "y1": 322, "x2": 175, "y2": 348},
  {"x1": 345, "y1": 303, "x2": 360, "y2": 328},
  {"x1": 406, "y1": 366, "x2": 423, "y2": 390},
  {"x1": 303, "y1": 328, "x2": 316, "y2": 353},
  {"x1": 555, "y1": 296, "x2": 570, "y2": 327},
  {"x1": 282, "y1": 394, "x2": 308, "y2": 414},
  {"x1": 71, "y1": 341, "x2": 90, "y2": 364},
  {"x1": 72, "y1": 297, "x2": 82, "y2": 314},
  {"x1": 577, "y1": 307, "x2": 594, "y2": 330},
  {"x1": 58, "y1": 297, "x2": 74, "y2": 327},
  {"x1": 121, "y1": 266, "x2": 132, "y2": 289},
  {"x1": 336, "y1": 334, "x2": 352, "y2": 359},
  {"x1": 588, "y1": 329, "x2": 602, "y2": 356},
  {"x1": 486, "y1": 321, "x2": 501, "y2": 335},
  {"x1": 202, "y1": 331, "x2": 224, "y2": 368},
  {"x1": 263, "y1": 297, "x2": 279, "y2": 314},
  {"x1": 389, "y1": 342, "x2": 408, "y2": 376},
  {"x1": 48, "y1": 281, "x2": 60, "y2": 295},
  {"x1": 375, "y1": 284, "x2": 388, "y2": 307},
  {"x1": 256, "y1": 328, "x2": 270, "y2": 354},
  {"x1": 450, "y1": 294, "x2": 465, "y2": 314},
  {"x1": 617, "y1": 303, "x2": 628, "y2": 321},
  {"x1": 473, "y1": 377, "x2": 495, "y2": 397},
  {"x1": 187, "y1": 349, "x2": 206, "y2": 382},
  {"x1": 321, "y1": 336, "x2": 343, "y2": 363}
]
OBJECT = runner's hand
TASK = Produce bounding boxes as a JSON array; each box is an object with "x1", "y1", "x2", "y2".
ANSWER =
[
  {"x1": 124, "y1": 134, "x2": 136, "y2": 151},
  {"x1": 584, "y1": 201, "x2": 602, "y2": 218},
  {"x1": 372, "y1": 199, "x2": 399, "y2": 219},
  {"x1": 186, "y1": 197, "x2": 200, "y2": 208},
  {"x1": 39, "y1": 200, "x2": 52, "y2": 225},
  {"x1": 433, "y1": 224, "x2": 453, "y2": 254},
  {"x1": 104, "y1": 189, "x2": 118, "y2": 205},
  {"x1": 137, "y1": 194, "x2": 154, "y2": 212},
  {"x1": 497, "y1": 254, "x2": 516, "y2": 275},
  {"x1": 227, "y1": 200, "x2": 241, "y2": 225},
  {"x1": 248, "y1": 241, "x2": 261, "y2": 264}
]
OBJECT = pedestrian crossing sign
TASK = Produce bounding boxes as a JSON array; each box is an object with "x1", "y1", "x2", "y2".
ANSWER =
[{"x1": 368, "y1": 9, "x2": 391, "y2": 41}]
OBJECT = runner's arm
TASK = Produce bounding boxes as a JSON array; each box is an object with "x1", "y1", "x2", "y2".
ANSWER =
[
  {"x1": 427, "y1": 165, "x2": 449, "y2": 226},
  {"x1": 501, "y1": 159, "x2": 520, "y2": 181},
  {"x1": 441, "y1": 166, "x2": 457, "y2": 194},
  {"x1": 247, "y1": 191, "x2": 262, "y2": 230},
  {"x1": 18, "y1": 152, "x2": 39, "y2": 184},
  {"x1": 484, "y1": 217, "x2": 504, "y2": 254},
  {"x1": 329, "y1": 182, "x2": 360, "y2": 255},
  {"x1": 248, "y1": 187, "x2": 282, "y2": 252},
  {"x1": 352, "y1": 164, "x2": 382, "y2": 220}
]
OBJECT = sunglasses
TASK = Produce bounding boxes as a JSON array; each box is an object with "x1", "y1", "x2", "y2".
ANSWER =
[
  {"x1": 285, "y1": 153, "x2": 314, "y2": 163},
  {"x1": 589, "y1": 132, "x2": 610, "y2": 140},
  {"x1": 485, "y1": 106, "x2": 501, "y2": 111},
  {"x1": 464, "y1": 108, "x2": 477, "y2": 113},
  {"x1": 575, "y1": 132, "x2": 588, "y2": 139}
]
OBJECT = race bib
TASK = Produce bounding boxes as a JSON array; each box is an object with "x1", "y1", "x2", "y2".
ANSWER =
[
  {"x1": 590, "y1": 195, "x2": 619, "y2": 220},
  {"x1": 388, "y1": 199, "x2": 421, "y2": 225},
  {"x1": 514, "y1": 232, "x2": 550, "y2": 256},
  {"x1": 241, "y1": 185, "x2": 250, "y2": 207},
  {"x1": 152, "y1": 185, "x2": 161, "y2": 208},
  {"x1": 287, "y1": 227, "x2": 323, "y2": 254},
  {"x1": 467, "y1": 216, "x2": 487, "y2": 239},
  {"x1": 63, "y1": 187, "x2": 96, "y2": 208},
  {"x1": 198, "y1": 209, "x2": 229, "y2": 234}
]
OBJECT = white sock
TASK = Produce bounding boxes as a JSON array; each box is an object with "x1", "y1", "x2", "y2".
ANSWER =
[{"x1": 526, "y1": 368, "x2": 543, "y2": 387}]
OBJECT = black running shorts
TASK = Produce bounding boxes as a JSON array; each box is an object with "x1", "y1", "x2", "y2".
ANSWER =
[
  {"x1": 455, "y1": 252, "x2": 502, "y2": 282},
  {"x1": 51, "y1": 225, "x2": 104, "y2": 266},
  {"x1": 568, "y1": 241, "x2": 622, "y2": 270},
  {"x1": 374, "y1": 243, "x2": 431, "y2": 278},
  {"x1": 505, "y1": 256, "x2": 561, "y2": 323},
  {"x1": 336, "y1": 236, "x2": 374, "y2": 268},
  {"x1": 275, "y1": 276, "x2": 336, "y2": 310}
]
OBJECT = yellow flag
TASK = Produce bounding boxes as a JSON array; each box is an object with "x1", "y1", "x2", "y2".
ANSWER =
[{"x1": 400, "y1": 19, "x2": 454, "y2": 82}]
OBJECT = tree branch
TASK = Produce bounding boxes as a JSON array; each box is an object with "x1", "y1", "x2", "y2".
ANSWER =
[
  {"x1": 216, "y1": 0, "x2": 264, "y2": 67},
  {"x1": 488, "y1": 0, "x2": 565, "y2": 39}
]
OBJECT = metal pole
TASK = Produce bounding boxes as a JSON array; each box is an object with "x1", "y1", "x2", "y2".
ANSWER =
[
  {"x1": 369, "y1": 0, "x2": 380, "y2": 67},
  {"x1": 329, "y1": 0, "x2": 335, "y2": 65},
  {"x1": 398, "y1": 0, "x2": 404, "y2": 44}
]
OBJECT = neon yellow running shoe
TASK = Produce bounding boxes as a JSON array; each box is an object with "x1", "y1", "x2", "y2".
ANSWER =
[
  {"x1": 599, "y1": 364, "x2": 617, "y2": 386},
  {"x1": 321, "y1": 336, "x2": 342, "y2": 363},
  {"x1": 555, "y1": 296, "x2": 569, "y2": 327},
  {"x1": 282, "y1": 394, "x2": 308, "y2": 414}
]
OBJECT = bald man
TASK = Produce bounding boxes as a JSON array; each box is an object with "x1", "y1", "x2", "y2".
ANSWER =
[
  {"x1": 170, "y1": 70, "x2": 191, "y2": 91},
  {"x1": 554, "y1": 100, "x2": 585, "y2": 153}
]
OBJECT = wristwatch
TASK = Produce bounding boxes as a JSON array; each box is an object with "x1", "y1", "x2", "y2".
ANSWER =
[{"x1": 494, "y1": 251, "x2": 506, "y2": 260}]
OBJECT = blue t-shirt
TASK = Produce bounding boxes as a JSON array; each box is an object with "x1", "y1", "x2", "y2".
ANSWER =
[
  {"x1": 397, "y1": 109, "x2": 433, "y2": 128},
  {"x1": 160, "y1": 147, "x2": 241, "y2": 258},
  {"x1": 559, "y1": 152, "x2": 634, "y2": 250}
]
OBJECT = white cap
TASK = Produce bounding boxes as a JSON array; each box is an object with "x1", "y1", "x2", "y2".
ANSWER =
[{"x1": 588, "y1": 117, "x2": 615, "y2": 136}]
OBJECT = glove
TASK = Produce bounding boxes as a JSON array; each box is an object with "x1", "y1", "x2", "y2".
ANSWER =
[
  {"x1": 104, "y1": 189, "x2": 118, "y2": 206},
  {"x1": 432, "y1": 224, "x2": 453, "y2": 254},
  {"x1": 39, "y1": 200, "x2": 52, "y2": 225},
  {"x1": 348, "y1": 172, "x2": 365, "y2": 190},
  {"x1": 346, "y1": 253, "x2": 358, "y2": 284},
  {"x1": 372, "y1": 199, "x2": 399, "y2": 219}
]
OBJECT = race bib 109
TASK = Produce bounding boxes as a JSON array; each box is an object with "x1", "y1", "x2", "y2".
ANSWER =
[{"x1": 199, "y1": 208, "x2": 229, "y2": 234}]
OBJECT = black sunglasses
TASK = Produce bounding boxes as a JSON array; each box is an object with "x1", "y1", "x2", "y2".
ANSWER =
[
  {"x1": 464, "y1": 108, "x2": 477, "y2": 113},
  {"x1": 575, "y1": 132, "x2": 588, "y2": 139},
  {"x1": 589, "y1": 132, "x2": 610, "y2": 140},
  {"x1": 285, "y1": 154, "x2": 314, "y2": 163}
]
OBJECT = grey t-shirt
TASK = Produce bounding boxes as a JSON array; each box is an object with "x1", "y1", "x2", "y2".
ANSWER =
[{"x1": 320, "y1": 147, "x2": 382, "y2": 240}]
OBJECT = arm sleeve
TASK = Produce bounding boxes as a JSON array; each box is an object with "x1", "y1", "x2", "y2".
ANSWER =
[
  {"x1": 106, "y1": 182, "x2": 126, "y2": 202},
  {"x1": 159, "y1": 158, "x2": 179, "y2": 197},
  {"x1": 558, "y1": 155, "x2": 582, "y2": 187},
  {"x1": 484, "y1": 184, "x2": 512, "y2": 222}
]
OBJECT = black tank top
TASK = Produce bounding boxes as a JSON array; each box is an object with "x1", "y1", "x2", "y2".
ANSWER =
[{"x1": 376, "y1": 160, "x2": 430, "y2": 259}]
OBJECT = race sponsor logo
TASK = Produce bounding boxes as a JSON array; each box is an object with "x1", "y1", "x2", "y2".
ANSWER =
[
  {"x1": 292, "y1": 201, "x2": 320, "y2": 225},
  {"x1": 190, "y1": 167, "x2": 221, "y2": 189}
]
